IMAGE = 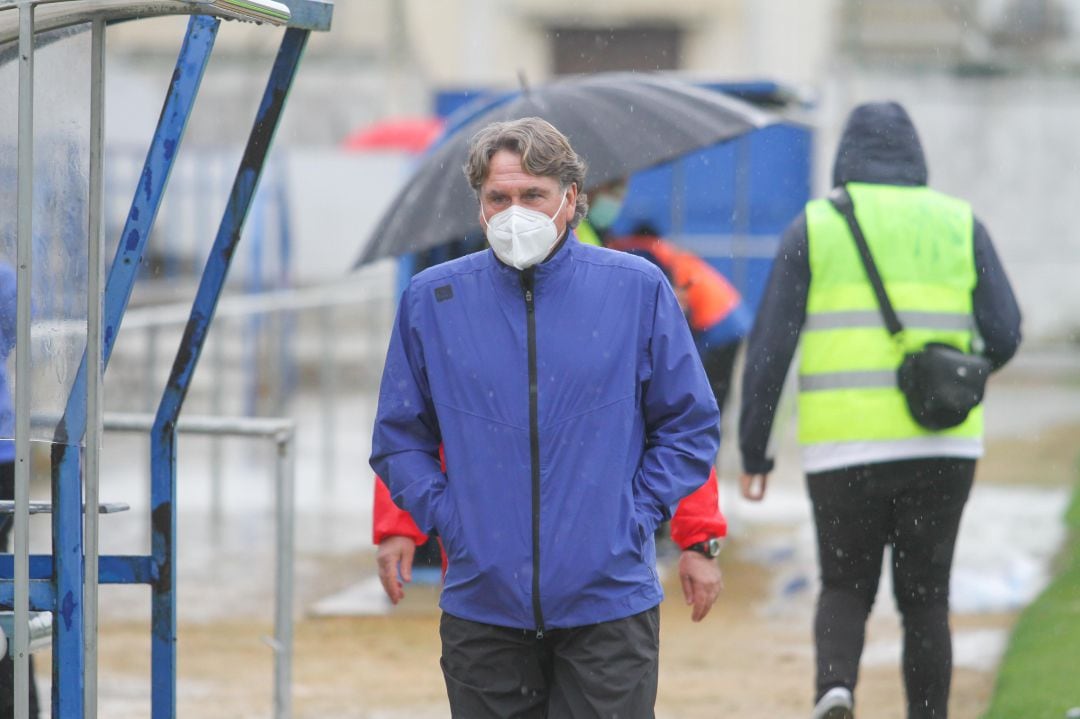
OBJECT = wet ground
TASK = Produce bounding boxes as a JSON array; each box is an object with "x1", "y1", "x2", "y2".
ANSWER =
[{"x1": 21, "y1": 344, "x2": 1080, "y2": 717}]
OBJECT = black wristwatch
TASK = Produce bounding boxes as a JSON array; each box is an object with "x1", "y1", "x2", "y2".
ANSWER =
[{"x1": 685, "y1": 537, "x2": 723, "y2": 558}]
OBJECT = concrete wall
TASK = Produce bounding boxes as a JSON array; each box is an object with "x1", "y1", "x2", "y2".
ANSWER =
[
  {"x1": 817, "y1": 69, "x2": 1080, "y2": 342},
  {"x1": 101, "y1": 0, "x2": 843, "y2": 142},
  {"x1": 96, "y1": 3, "x2": 1080, "y2": 341}
]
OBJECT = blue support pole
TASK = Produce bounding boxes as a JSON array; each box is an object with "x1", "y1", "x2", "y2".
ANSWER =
[
  {"x1": 149, "y1": 27, "x2": 309, "y2": 719},
  {"x1": 43, "y1": 15, "x2": 220, "y2": 719},
  {"x1": 106, "y1": 15, "x2": 221, "y2": 368}
]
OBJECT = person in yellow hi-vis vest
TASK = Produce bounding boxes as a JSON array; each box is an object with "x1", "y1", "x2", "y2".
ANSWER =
[{"x1": 738, "y1": 102, "x2": 1021, "y2": 719}]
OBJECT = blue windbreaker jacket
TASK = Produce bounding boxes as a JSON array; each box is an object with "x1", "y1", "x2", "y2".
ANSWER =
[{"x1": 370, "y1": 236, "x2": 720, "y2": 631}]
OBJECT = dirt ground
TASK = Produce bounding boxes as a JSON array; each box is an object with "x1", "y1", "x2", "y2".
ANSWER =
[
  {"x1": 76, "y1": 547, "x2": 1023, "y2": 719},
  {"x1": 53, "y1": 413, "x2": 1074, "y2": 719},
  {"x1": 18, "y1": 361, "x2": 1070, "y2": 718}
]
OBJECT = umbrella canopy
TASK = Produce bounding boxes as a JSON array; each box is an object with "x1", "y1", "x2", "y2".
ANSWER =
[{"x1": 354, "y1": 72, "x2": 778, "y2": 267}]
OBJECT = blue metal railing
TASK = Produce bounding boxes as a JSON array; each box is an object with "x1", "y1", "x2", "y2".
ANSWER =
[
  {"x1": 148, "y1": 26, "x2": 309, "y2": 719},
  {"x1": 45, "y1": 15, "x2": 221, "y2": 717}
]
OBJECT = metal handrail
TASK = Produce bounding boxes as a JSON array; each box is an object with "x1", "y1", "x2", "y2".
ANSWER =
[
  {"x1": 121, "y1": 273, "x2": 394, "y2": 330},
  {"x1": 104, "y1": 412, "x2": 297, "y2": 719}
]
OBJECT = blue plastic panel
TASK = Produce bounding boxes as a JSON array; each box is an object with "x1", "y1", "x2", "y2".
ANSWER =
[{"x1": 611, "y1": 123, "x2": 813, "y2": 312}]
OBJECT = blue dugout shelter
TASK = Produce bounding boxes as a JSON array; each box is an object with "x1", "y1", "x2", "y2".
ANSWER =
[{"x1": 0, "y1": 2, "x2": 331, "y2": 717}]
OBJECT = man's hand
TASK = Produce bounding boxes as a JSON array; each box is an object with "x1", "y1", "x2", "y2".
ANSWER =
[
  {"x1": 678, "y1": 550, "x2": 724, "y2": 622},
  {"x1": 376, "y1": 535, "x2": 417, "y2": 605},
  {"x1": 740, "y1": 473, "x2": 769, "y2": 501}
]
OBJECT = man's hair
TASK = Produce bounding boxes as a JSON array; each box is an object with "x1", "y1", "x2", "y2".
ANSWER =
[{"x1": 464, "y1": 117, "x2": 589, "y2": 227}]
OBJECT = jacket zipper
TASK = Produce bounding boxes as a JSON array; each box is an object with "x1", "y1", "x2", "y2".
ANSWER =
[{"x1": 521, "y1": 268, "x2": 545, "y2": 639}]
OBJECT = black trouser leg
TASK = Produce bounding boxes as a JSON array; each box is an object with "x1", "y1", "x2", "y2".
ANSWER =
[
  {"x1": 890, "y1": 459, "x2": 974, "y2": 719},
  {"x1": 808, "y1": 458, "x2": 974, "y2": 718},
  {"x1": 439, "y1": 608, "x2": 660, "y2": 719},
  {"x1": 546, "y1": 607, "x2": 659, "y2": 719},
  {"x1": 440, "y1": 613, "x2": 549, "y2": 719},
  {"x1": 808, "y1": 465, "x2": 891, "y2": 702},
  {"x1": 1, "y1": 462, "x2": 40, "y2": 718}
]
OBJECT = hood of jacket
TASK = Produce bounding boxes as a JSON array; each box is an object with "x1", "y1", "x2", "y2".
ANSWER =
[{"x1": 832, "y1": 101, "x2": 928, "y2": 188}]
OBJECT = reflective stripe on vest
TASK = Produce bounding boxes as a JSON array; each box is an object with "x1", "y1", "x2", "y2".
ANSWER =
[
  {"x1": 798, "y1": 183, "x2": 982, "y2": 445},
  {"x1": 803, "y1": 310, "x2": 972, "y2": 333},
  {"x1": 799, "y1": 369, "x2": 895, "y2": 392}
]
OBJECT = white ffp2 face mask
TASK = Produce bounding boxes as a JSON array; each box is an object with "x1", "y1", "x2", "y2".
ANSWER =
[{"x1": 483, "y1": 194, "x2": 567, "y2": 270}]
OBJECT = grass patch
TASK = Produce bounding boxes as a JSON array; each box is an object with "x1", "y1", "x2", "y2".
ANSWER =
[{"x1": 982, "y1": 474, "x2": 1080, "y2": 718}]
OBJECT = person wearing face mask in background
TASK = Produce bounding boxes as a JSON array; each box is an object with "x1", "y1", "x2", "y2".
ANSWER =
[
  {"x1": 370, "y1": 117, "x2": 721, "y2": 717},
  {"x1": 576, "y1": 179, "x2": 751, "y2": 413},
  {"x1": 574, "y1": 178, "x2": 624, "y2": 248},
  {"x1": 572, "y1": 177, "x2": 751, "y2": 562}
]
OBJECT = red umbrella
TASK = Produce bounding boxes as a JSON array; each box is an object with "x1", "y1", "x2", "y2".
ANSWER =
[{"x1": 342, "y1": 116, "x2": 444, "y2": 153}]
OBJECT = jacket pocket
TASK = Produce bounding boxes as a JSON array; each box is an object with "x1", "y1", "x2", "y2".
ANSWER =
[
  {"x1": 632, "y1": 494, "x2": 661, "y2": 539},
  {"x1": 632, "y1": 520, "x2": 648, "y2": 557},
  {"x1": 432, "y1": 486, "x2": 464, "y2": 562}
]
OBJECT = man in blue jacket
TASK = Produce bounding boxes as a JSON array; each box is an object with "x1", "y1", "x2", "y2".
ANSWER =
[{"x1": 370, "y1": 117, "x2": 721, "y2": 717}]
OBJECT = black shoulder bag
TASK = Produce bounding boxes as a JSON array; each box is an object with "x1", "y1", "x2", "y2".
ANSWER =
[{"x1": 828, "y1": 187, "x2": 990, "y2": 431}]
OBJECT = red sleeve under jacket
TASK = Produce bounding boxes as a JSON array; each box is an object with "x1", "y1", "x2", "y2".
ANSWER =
[
  {"x1": 372, "y1": 475, "x2": 428, "y2": 545},
  {"x1": 372, "y1": 446, "x2": 445, "y2": 545},
  {"x1": 374, "y1": 465, "x2": 727, "y2": 549},
  {"x1": 669, "y1": 465, "x2": 728, "y2": 548}
]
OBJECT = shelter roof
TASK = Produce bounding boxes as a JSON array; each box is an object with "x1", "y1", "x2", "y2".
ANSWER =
[{"x1": 0, "y1": 0, "x2": 331, "y2": 55}]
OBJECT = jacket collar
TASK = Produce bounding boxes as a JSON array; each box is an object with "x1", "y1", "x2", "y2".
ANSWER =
[{"x1": 489, "y1": 229, "x2": 576, "y2": 282}]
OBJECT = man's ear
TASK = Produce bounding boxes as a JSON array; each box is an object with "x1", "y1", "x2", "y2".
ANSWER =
[{"x1": 564, "y1": 183, "x2": 578, "y2": 223}]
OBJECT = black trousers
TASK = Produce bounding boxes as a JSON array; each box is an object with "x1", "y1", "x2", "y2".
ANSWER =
[
  {"x1": 807, "y1": 457, "x2": 975, "y2": 719},
  {"x1": 439, "y1": 607, "x2": 660, "y2": 719},
  {"x1": 1, "y1": 461, "x2": 40, "y2": 719}
]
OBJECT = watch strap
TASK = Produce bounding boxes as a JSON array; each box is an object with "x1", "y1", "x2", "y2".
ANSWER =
[{"x1": 685, "y1": 538, "x2": 721, "y2": 558}]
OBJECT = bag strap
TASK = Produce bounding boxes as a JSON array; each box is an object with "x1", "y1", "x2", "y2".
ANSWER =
[{"x1": 827, "y1": 187, "x2": 905, "y2": 337}]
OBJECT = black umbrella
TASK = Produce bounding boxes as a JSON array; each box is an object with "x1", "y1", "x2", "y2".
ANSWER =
[{"x1": 354, "y1": 72, "x2": 778, "y2": 266}]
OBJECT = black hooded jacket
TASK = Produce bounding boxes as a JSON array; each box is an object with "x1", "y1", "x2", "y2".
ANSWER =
[{"x1": 738, "y1": 102, "x2": 1022, "y2": 475}]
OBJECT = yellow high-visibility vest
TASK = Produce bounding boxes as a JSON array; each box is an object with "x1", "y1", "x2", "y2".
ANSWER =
[{"x1": 798, "y1": 183, "x2": 982, "y2": 446}]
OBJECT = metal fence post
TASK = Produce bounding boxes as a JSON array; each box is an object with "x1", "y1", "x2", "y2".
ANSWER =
[
  {"x1": 272, "y1": 427, "x2": 295, "y2": 719},
  {"x1": 84, "y1": 17, "x2": 107, "y2": 719},
  {"x1": 318, "y1": 304, "x2": 336, "y2": 490},
  {"x1": 13, "y1": 4, "x2": 35, "y2": 718}
]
